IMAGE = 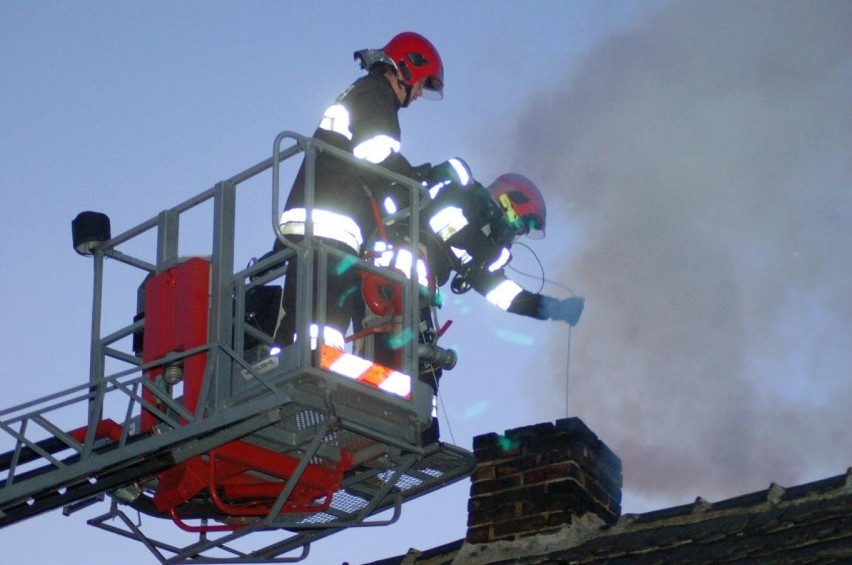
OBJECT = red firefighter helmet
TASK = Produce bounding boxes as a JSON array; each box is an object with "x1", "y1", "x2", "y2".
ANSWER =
[
  {"x1": 487, "y1": 173, "x2": 547, "y2": 239},
  {"x1": 382, "y1": 32, "x2": 444, "y2": 100}
]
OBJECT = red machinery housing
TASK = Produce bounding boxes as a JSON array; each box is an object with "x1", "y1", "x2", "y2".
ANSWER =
[{"x1": 139, "y1": 258, "x2": 354, "y2": 530}]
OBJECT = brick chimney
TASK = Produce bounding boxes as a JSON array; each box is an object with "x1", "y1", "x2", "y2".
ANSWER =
[{"x1": 466, "y1": 418, "x2": 622, "y2": 544}]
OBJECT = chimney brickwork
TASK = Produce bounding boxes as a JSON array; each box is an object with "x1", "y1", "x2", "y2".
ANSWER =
[{"x1": 466, "y1": 418, "x2": 622, "y2": 544}]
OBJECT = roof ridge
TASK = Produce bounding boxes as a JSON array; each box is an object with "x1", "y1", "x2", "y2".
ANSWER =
[{"x1": 627, "y1": 469, "x2": 851, "y2": 527}]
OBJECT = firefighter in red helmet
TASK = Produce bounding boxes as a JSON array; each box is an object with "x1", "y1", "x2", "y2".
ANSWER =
[
  {"x1": 423, "y1": 167, "x2": 585, "y2": 325},
  {"x1": 374, "y1": 31, "x2": 444, "y2": 105},
  {"x1": 272, "y1": 32, "x2": 444, "y2": 348},
  {"x1": 362, "y1": 162, "x2": 585, "y2": 384}
]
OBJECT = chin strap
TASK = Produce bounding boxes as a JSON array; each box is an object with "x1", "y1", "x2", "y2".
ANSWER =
[
  {"x1": 401, "y1": 82, "x2": 413, "y2": 107},
  {"x1": 388, "y1": 71, "x2": 414, "y2": 108}
]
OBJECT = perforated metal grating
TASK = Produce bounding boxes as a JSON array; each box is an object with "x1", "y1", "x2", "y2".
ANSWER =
[{"x1": 279, "y1": 405, "x2": 327, "y2": 432}]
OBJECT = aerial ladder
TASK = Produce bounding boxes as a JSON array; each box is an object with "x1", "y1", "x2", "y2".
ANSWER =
[{"x1": 0, "y1": 132, "x2": 476, "y2": 563}]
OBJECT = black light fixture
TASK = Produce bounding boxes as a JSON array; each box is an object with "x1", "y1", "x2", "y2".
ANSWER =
[{"x1": 71, "y1": 211, "x2": 111, "y2": 256}]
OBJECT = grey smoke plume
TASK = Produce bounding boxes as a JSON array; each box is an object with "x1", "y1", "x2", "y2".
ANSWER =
[{"x1": 515, "y1": 1, "x2": 852, "y2": 502}]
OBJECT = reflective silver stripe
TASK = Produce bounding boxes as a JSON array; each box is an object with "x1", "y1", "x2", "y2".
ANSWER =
[
  {"x1": 353, "y1": 134, "x2": 401, "y2": 164},
  {"x1": 372, "y1": 241, "x2": 393, "y2": 267},
  {"x1": 391, "y1": 248, "x2": 430, "y2": 289},
  {"x1": 428, "y1": 206, "x2": 468, "y2": 241},
  {"x1": 371, "y1": 242, "x2": 430, "y2": 288},
  {"x1": 485, "y1": 280, "x2": 524, "y2": 310},
  {"x1": 450, "y1": 246, "x2": 473, "y2": 265},
  {"x1": 428, "y1": 181, "x2": 448, "y2": 199},
  {"x1": 487, "y1": 248, "x2": 512, "y2": 272},
  {"x1": 317, "y1": 103, "x2": 401, "y2": 164},
  {"x1": 290, "y1": 324, "x2": 346, "y2": 351},
  {"x1": 383, "y1": 196, "x2": 398, "y2": 214},
  {"x1": 279, "y1": 208, "x2": 363, "y2": 252},
  {"x1": 309, "y1": 324, "x2": 346, "y2": 350},
  {"x1": 319, "y1": 104, "x2": 352, "y2": 140},
  {"x1": 448, "y1": 158, "x2": 471, "y2": 185}
]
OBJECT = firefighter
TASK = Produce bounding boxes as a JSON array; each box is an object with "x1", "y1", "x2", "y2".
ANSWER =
[
  {"x1": 273, "y1": 32, "x2": 444, "y2": 349},
  {"x1": 360, "y1": 166, "x2": 584, "y2": 445},
  {"x1": 427, "y1": 171, "x2": 585, "y2": 326},
  {"x1": 362, "y1": 165, "x2": 585, "y2": 381}
]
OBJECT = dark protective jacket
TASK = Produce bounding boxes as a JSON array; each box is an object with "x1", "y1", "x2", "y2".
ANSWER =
[
  {"x1": 377, "y1": 179, "x2": 547, "y2": 319},
  {"x1": 272, "y1": 70, "x2": 422, "y2": 345},
  {"x1": 282, "y1": 71, "x2": 417, "y2": 251}
]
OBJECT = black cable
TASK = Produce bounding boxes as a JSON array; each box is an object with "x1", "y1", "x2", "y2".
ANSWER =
[
  {"x1": 429, "y1": 306, "x2": 456, "y2": 445},
  {"x1": 508, "y1": 241, "x2": 576, "y2": 296},
  {"x1": 507, "y1": 242, "x2": 577, "y2": 416}
]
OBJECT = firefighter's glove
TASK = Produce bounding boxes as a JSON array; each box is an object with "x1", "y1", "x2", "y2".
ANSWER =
[{"x1": 541, "y1": 296, "x2": 585, "y2": 326}]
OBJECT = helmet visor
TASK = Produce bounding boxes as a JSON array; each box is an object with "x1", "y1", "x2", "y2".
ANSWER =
[{"x1": 421, "y1": 75, "x2": 444, "y2": 100}]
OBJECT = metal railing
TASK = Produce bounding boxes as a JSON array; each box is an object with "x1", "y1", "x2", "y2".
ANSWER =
[{"x1": 0, "y1": 131, "x2": 436, "y2": 526}]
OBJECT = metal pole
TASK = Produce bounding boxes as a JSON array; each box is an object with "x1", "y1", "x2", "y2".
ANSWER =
[
  {"x1": 84, "y1": 248, "x2": 106, "y2": 455},
  {"x1": 155, "y1": 209, "x2": 180, "y2": 269},
  {"x1": 299, "y1": 141, "x2": 317, "y2": 362},
  {"x1": 209, "y1": 181, "x2": 237, "y2": 413}
]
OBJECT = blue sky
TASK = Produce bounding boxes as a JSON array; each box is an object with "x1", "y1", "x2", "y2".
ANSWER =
[{"x1": 2, "y1": 1, "x2": 851, "y2": 563}]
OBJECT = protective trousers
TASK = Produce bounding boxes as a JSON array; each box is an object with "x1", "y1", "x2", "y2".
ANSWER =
[{"x1": 273, "y1": 238, "x2": 361, "y2": 349}]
